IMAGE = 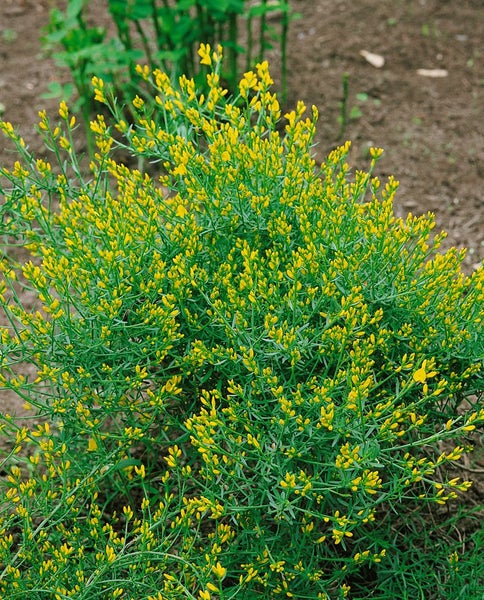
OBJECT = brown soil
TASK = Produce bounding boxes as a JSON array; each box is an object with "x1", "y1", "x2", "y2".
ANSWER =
[{"x1": 0, "y1": 0, "x2": 483, "y2": 508}]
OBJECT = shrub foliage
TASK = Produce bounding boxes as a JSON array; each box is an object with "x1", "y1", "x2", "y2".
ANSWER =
[{"x1": 0, "y1": 46, "x2": 483, "y2": 599}]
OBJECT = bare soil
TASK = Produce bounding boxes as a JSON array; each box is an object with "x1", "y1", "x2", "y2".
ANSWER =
[{"x1": 1, "y1": 0, "x2": 483, "y2": 512}]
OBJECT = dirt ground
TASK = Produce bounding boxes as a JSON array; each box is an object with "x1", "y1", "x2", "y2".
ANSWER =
[{"x1": 0, "y1": 0, "x2": 483, "y2": 514}]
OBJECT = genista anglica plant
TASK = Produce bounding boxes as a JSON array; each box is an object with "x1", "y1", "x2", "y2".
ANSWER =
[{"x1": 0, "y1": 45, "x2": 483, "y2": 599}]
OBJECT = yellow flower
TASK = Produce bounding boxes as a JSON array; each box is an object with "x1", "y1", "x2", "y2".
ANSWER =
[
  {"x1": 269, "y1": 560, "x2": 285, "y2": 573},
  {"x1": 413, "y1": 359, "x2": 438, "y2": 394},
  {"x1": 134, "y1": 463, "x2": 146, "y2": 479},
  {"x1": 58, "y1": 100, "x2": 69, "y2": 120},
  {"x1": 413, "y1": 359, "x2": 437, "y2": 383},
  {"x1": 176, "y1": 203, "x2": 188, "y2": 217},
  {"x1": 87, "y1": 437, "x2": 98, "y2": 452},
  {"x1": 280, "y1": 472, "x2": 297, "y2": 489},
  {"x1": 123, "y1": 505, "x2": 134, "y2": 521},
  {"x1": 332, "y1": 528, "x2": 353, "y2": 544},
  {"x1": 369, "y1": 147, "x2": 384, "y2": 159},
  {"x1": 198, "y1": 43, "x2": 212, "y2": 66},
  {"x1": 164, "y1": 444, "x2": 182, "y2": 468},
  {"x1": 239, "y1": 70, "x2": 258, "y2": 98},
  {"x1": 105, "y1": 544, "x2": 116, "y2": 563},
  {"x1": 212, "y1": 561, "x2": 227, "y2": 579},
  {"x1": 133, "y1": 95, "x2": 145, "y2": 109},
  {"x1": 92, "y1": 76, "x2": 105, "y2": 103}
]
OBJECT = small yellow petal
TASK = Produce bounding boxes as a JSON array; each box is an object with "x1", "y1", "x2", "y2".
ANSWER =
[
  {"x1": 176, "y1": 204, "x2": 188, "y2": 218},
  {"x1": 413, "y1": 362, "x2": 427, "y2": 383}
]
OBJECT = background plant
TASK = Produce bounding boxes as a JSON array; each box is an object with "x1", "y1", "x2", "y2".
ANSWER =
[
  {"x1": 0, "y1": 46, "x2": 483, "y2": 598},
  {"x1": 42, "y1": 0, "x2": 294, "y2": 156}
]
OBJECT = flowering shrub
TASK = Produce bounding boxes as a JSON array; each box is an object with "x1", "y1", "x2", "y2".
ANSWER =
[{"x1": 0, "y1": 45, "x2": 483, "y2": 599}]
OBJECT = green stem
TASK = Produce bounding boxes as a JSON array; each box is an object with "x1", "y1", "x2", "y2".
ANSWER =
[
  {"x1": 72, "y1": 65, "x2": 96, "y2": 158},
  {"x1": 246, "y1": 11, "x2": 253, "y2": 70},
  {"x1": 134, "y1": 19, "x2": 155, "y2": 72},
  {"x1": 228, "y1": 12, "x2": 238, "y2": 89},
  {"x1": 150, "y1": 0, "x2": 163, "y2": 49},
  {"x1": 195, "y1": 2, "x2": 206, "y2": 79},
  {"x1": 338, "y1": 72, "x2": 349, "y2": 139},
  {"x1": 280, "y1": 0, "x2": 289, "y2": 103},
  {"x1": 259, "y1": 0, "x2": 268, "y2": 62}
]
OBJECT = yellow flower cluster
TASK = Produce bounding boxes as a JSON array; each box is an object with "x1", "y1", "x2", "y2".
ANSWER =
[{"x1": 0, "y1": 43, "x2": 482, "y2": 598}]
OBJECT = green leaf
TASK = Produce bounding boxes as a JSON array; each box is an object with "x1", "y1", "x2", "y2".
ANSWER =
[
  {"x1": 40, "y1": 81, "x2": 75, "y2": 100},
  {"x1": 177, "y1": 0, "x2": 197, "y2": 9},
  {"x1": 109, "y1": 0, "x2": 152, "y2": 20},
  {"x1": 66, "y1": 0, "x2": 85, "y2": 20},
  {"x1": 248, "y1": 2, "x2": 284, "y2": 17},
  {"x1": 350, "y1": 106, "x2": 363, "y2": 120}
]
